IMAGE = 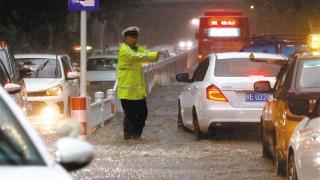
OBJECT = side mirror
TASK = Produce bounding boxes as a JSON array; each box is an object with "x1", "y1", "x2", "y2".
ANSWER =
[
  {"x1": 4, "y1": 83, "x2": 21, "y2": 94},
  {"x1": 19, "y1": 67, "x2": 32, "y2": 77},
  {"x1": 56, "y1": 137, "x2": 94, "y2": 172},
  {"x1": 288, "y1": 100, "x2": 309, "y2": 117},
  {"x1": 66, "y1": 72, "x2": 79, "y2": 80},
  {"x1": 57, "y1": 120, "x2": 82, "y2": 138},
  {"x1": 254, "y1": 81, "x2": 272, "y2": 92},
  {"x1": 176, "y1": 73, "x2": 191, "y2": 83}
]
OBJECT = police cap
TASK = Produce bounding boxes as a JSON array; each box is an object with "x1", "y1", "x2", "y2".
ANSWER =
[{"x1": 122, "y1": 26, "x2": 140, "y2": 37}]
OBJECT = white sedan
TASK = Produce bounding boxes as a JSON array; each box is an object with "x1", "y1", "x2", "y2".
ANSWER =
[
  {"x1": 15, "y1": 54, "x2": 80, "y2": 118},
  {"x1": 288, "y1": 99, "x2": 320, "y2": 180},
  {"x1": 0, "y1": 85, "x2": 94, "y2": 180},
  {"x1": 176, "y1": 52, "x2": 287, "y2": 139}
]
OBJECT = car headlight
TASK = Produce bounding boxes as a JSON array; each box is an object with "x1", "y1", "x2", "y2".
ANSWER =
[{"x1": 46, "y1": 86, "x2": 63, "y2": 96}]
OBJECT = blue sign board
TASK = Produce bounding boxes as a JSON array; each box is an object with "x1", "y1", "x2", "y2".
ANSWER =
[{"x1": 68, "y1": 0, "x2": 100, "y2": 11}]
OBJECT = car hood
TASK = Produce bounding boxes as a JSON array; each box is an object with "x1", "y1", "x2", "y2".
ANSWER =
[
  {"x1": 0, "y1": 166, "x2": 72, "y2": 180},
  {"x1": 24, "y1": 78, "x2": 63, "y2": 92}
]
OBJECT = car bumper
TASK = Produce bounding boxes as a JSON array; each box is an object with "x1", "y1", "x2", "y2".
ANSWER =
[
  {"x1": 26, "y1": 95, "x2": 66, "y2": 118},
  {"x1": 197, "y1": 106, "x2": 263, "y2": 133}
]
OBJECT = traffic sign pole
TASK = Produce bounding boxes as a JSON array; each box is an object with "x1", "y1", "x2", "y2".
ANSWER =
[{"x1": 80, "y1": 10, "x2": 87, "y2": 97}]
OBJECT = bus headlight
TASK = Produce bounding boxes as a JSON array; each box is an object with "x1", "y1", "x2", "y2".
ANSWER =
[{"x1": 46, "y1": 86, "x2": 63, "y2": 96}]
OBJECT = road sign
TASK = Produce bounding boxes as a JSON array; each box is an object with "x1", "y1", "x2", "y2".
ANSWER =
[{"x1": 68, "y1": 0, "x2": 100, "y2": 11}]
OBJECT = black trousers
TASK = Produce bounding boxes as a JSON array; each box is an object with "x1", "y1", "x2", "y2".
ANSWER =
[{"x1": 120, "y1": 99, "x2": 148, "y2": 139}]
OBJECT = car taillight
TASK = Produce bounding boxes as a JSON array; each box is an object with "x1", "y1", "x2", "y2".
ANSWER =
[{"x1": 206, "y1": 84, "x2": 228, "y2": 102}]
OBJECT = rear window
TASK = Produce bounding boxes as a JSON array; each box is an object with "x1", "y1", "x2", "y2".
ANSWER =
[
  {"x1": 214, "y1": 58, "x2": 282, "y2": 77},
  {"x1": 297, "y1": 59, "x2": 320, "y2": 89}
]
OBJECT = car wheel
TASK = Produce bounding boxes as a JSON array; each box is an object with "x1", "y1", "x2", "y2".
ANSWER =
[
  {"x1": 261, "y1": 120, "x2": 272, "y2": 159},
  {"x1": 273, "y1": 133, "x2": 287, "y2": 176},
  {"x1": 287, "y1": 152, "x2": 297, "y2": 180},
  {"x1": 192, "y1": 107, "x2": 204, "y2": 140},
  {"x1": 177, "y1": 101, "x2": 184, "y2": 128}
]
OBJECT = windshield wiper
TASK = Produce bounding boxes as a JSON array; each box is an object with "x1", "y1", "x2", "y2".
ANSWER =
[{"x1": 35, "y1": 60, "x2": 49, "y2": 78}]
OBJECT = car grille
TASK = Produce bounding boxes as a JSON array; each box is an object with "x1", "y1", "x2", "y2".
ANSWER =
[
  {"x1": 28, "y1": 91, "x2": 46, "y2": 97},
  {"x1": 27, "y1": 101, "x2": 46, "y2": 116}
]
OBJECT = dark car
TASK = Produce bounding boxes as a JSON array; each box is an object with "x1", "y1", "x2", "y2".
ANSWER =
[
  {"x1": 254, "y1": 51, "x2": 320, "y2": 176},
  {"x1": 0, "y1": 41, "x2": 29, "y2": 108}
]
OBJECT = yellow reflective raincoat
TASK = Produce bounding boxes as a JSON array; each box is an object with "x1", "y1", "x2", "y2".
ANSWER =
[{"x1": 117, "y1": 43, "x2": 159, "y2": 100}]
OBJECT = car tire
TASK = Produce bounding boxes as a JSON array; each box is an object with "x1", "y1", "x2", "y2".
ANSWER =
[
  {"x1": 261, "y1": 119, "x2": 272, "y2": 159},
  {"x1": 192, "y1": 107, "x2": 204, "y2": 140},
  {"x1": 287, "y1": 152, "x2": 297, "y2": 180},
  {"x1": 273, "y1": 133, "x2": 287, "y2": 176},
  {"x1": 177, "y1": 101, "x2": 184, "y2": 128}
]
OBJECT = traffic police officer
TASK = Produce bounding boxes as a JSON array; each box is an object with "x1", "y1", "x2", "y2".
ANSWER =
[{"x1": 117, "y1": 26, "x2": 164, "y2": 140}]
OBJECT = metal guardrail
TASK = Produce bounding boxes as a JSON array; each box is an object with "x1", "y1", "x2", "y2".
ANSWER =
[
  {"x1": 143, "y1": 47, "x2": 197, "y2": 95},
  {"x1": 85, "y1": 90, "x2": 115, "y2": 135},
  {"x1": 86, "y1": 48, "x2": 197, "y2": 134}
]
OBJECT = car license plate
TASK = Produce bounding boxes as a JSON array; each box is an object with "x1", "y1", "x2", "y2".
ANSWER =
[{"x1": 245, "y1": 93, "x2": 270, "y2": 102}]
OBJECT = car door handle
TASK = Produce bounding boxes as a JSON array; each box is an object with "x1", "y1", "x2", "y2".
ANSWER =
[{"x1": 193, "y1": 85, "x2": 199, "y2": 89}]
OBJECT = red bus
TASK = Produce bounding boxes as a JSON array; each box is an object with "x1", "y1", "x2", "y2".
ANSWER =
[{"x1": 196, "y1": 11, "x2": 249, "y2": 62}]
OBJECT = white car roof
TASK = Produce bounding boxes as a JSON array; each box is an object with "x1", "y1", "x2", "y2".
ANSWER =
[
  {"x1": 15, "y1": 54, "x2": 60, "y2": 60},
  {"x1": 214, "y1": 52, "x2": 288, "y2": 60}
]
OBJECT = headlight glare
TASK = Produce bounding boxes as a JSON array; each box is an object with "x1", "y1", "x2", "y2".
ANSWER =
[{"x1": 45, "y1": 86, "x2": 63, "y2": 96}]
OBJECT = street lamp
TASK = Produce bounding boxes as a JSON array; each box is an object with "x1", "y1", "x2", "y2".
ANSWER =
[
  {"x1": 186, "y1": 41, "x2": 193, "y2": 49},
  {"x1": 250, "y1": 5, "x2": 255, "y2": 10},
  {"x1": 179, "y1": 41, "x2": 186, "y2": 49}
]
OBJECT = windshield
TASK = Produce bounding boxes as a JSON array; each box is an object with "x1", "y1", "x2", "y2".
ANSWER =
[
  {"x1": 297, "y1": 59, "x2": 320, "y2": 89},
  {"x1": 87, "y1": 57, "x2": 117, "y2": 71},
  {"x1": 214, "y1": 58, "x2": 282, "y2": 77},
  {"x1": 0, "y1": 97, "x2": 45, "y2": 166},
  {"x1": 105, "y1": 50, "x2": 118, "y2": 56},
  {"x1": 17, "y1": 58, "x2": 61, "y2": 78}
]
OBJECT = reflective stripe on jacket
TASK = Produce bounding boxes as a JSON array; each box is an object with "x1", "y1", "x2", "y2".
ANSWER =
[{"x1": 117, "y1": 43, "x2": 158, "y2": 100}]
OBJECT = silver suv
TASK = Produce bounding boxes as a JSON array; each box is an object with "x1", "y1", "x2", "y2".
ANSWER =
[{"x1": 0, "y1": 41, "x2": 29, "y2": 109}]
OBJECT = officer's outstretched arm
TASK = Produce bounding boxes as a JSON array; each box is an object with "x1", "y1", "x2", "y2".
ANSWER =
[{"x1": 120, "y1": 47, "x2": 159, "y2": 63}]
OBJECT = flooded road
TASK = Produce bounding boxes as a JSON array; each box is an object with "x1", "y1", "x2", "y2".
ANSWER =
[{"x1": 42, "y1": 83, "x2": 284, "y2": 180}]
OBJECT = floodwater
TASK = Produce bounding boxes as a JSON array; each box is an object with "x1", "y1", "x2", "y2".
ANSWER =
[{"x1": 41, "y1": 83, "x2": 284, "y2": 180}]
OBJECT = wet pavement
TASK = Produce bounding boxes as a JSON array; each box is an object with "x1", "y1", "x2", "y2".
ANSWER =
[{"x1": 41, "y1": 82, "x2": 284, "y2": 180}]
